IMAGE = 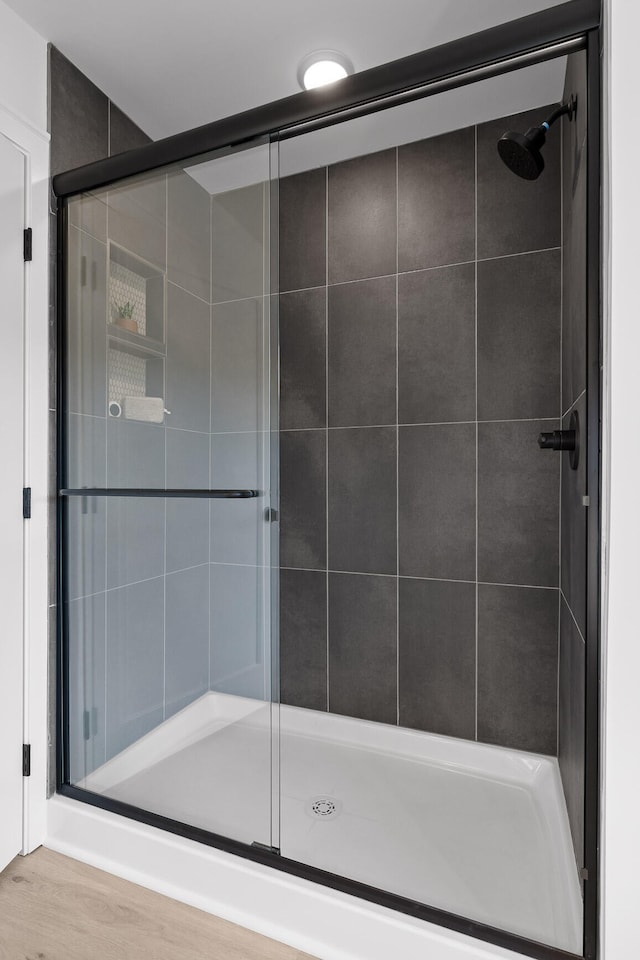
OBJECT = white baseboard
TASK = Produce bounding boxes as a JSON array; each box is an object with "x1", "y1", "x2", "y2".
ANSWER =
[{"x1": 46, "y1": 794, "x2": 521, "y2": 960}]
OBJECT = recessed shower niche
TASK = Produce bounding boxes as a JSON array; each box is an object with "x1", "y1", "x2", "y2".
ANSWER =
[{"x1": 107, "y1": 242, "x2": 166, "y2": 421}]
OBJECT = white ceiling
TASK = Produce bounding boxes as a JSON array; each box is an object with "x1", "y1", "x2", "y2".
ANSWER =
[{"x1": 7, "y1": 0, "x2": 564, "y2": 141}]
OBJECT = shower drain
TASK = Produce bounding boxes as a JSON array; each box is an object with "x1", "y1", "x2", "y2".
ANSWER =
[{"x1": 305, "y1": 796, "x2": 342, "y2": 820}]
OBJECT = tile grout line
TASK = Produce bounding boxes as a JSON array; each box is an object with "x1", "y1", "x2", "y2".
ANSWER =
[
  {"x1": 560, "y1": 588, "x2": 587, "y2": 646},
  {"x1": 562, "y1": 386, "x2": 586, "y2": 421},
  {"x1": 277, "y1": 245, "x2": 562, "y2": 297},
  {"x1": 166, "y1": 277, "x2": 212, "y2": 307},
  {"x1": 278, "y1": 566, "x2": 559, "y2": 590},
  {"x1": 395, "y1": 144, "x2": 400, "y2": 728},
  {"x1": 278, "y1": 417, "x2": 561, "y2": 433},
  {"x1": 325, "y1": 163, "x2": 330, "y2": 714},
  {"x1": 71, "y1": 568, "x2": 562, "y2": 606},
  {"x1": 474, "y1": 122, "x2": 479, "y2": 743},
  {"x1": 74, "y1": 415, "x2": 561, "y2": 430}
]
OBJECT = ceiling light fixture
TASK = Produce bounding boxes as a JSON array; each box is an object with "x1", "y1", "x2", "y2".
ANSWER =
[{"x1": 297, "y1": 50, "x2": 354, "y2": 91}]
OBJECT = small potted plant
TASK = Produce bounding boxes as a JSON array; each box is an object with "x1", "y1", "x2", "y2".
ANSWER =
[{"x1": 113, "y1": 300, "x2": 138, "y2": 333}]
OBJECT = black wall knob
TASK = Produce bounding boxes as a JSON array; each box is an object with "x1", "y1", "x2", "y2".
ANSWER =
[
  {"x1": 538, "y1": 410, "x2": 580, "y2": 470},
  {"x1": 538, "y1": 430, "x2": 575, "y2": 450}
]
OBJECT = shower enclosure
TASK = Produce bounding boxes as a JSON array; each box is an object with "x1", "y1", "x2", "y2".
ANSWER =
[{"x1": 54, "y1": 4, "x2": 601, "y2": 960}]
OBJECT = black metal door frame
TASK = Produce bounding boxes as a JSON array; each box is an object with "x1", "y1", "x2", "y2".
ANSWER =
[{"x1": 54, "y1": 2, "x2": 603, "y2": 958}]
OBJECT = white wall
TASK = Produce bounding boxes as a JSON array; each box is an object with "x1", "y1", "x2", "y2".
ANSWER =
[
  {"x1": 0, "y1": 0, "x2": 49, "y2": 853},
  {"x1": 0, "y1": 0, "x2": 47, "y2": 132},
  {"x1": 601, "y1": 2, "x2": 640, "y2": 958}
]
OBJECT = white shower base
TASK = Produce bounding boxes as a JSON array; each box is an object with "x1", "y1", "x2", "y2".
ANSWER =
[{"x1": 79, "y1": 692, "x2": 582, "y2": 954}]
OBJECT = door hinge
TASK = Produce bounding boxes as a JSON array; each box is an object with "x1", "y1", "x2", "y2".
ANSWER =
[
  {"x1": 22, "y1": 744, "x2": 31, "y2": 777},
  {"x1": 23, "y1": 487, "x2": 31, "y2": 519},
  {"x1": 580, "y1": 867, "x2": 589, "y2": 881},
  {"x1": 23, "y1": 227, "x2": 32, "y2": 262}
]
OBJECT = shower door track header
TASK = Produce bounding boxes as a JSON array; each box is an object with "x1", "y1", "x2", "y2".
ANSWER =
[{"x1": 52, "y1": 0, "x2": 599, "y2": 198}]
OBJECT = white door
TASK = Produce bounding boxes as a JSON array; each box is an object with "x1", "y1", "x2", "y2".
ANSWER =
[{"x1": 0, "y1": 132, "x2": 25, "y2": 871}]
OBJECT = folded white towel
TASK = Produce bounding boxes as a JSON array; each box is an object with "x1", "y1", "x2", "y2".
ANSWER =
[{"x1": 121, "y1": 396, "x2": 165, "y2": 424}]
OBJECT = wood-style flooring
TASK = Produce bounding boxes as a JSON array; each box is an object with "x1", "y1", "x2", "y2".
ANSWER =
[{"x1": 0, "y1": 847, "x2": 319, "y2": 960}]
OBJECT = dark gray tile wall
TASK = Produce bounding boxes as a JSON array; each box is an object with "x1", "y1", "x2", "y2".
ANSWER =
[
  {"x1": 328, "y1": 573, "x2": 397, "y2": 724},
  {"x1": 558, "y1": 51, "x2": 588, "y2": 872},
  {"x1": 398, "y1": 263, "x2": 475, "y2": 423},
  {"x1": 168, "y1": 171, "x2": 211, "y2": 302},
  {"x1": 280, "y1": 107, "x2": 564, "y2": 754},
  {"x1": 328, "y1": 149, "x2": 396, "y2": 284},
  {"x1": 109, "y1": 103, "x2": 152, "y2": 155},
  {"x1": 210, "y1": 432, "x2": 263, "y2": 567},
  {"x1": 477, "y1": 419, "x2": 560, "y2": 587},
  {"x1": 105, "y1": 577, "x2": 165, "y2": 757},
  {"x1": 166, "y1": 283, "x2": 211, "y2": 432},
  {"x1": 208, "y1": 183, "x2": 270, "y2": 701},
  {"x1": 328, "y1": 278, "x2": 396, "y2": 427},
  {"x1": 209, "y1": 562, "x2": 265, "y2": 697},
  {"x1": 108, "y1": 174, "x2": 167, "y2": 269},
  {"x1": 399, "y1": 579, "x2": 476, "y2": 738},
  {"x1": 67, "y1": 593, "x2": 106, "y2": 783},
  {"x1": 279, "y1": 169, "x2": 326, "y2": 293},
  {"x1": 49, "y1": 46, "x2": 109, "y2": 178},
  {"x1": 280, "y1": 288, "x2": 326, "y2": 430},
  {"x1": 49, "y1": 46, "x2": 154, "y2": 790},
  {"x1": 398, "y1": 127, "x2": 475, "y2": 270},
  {"x1": 329, "y1": 428, "x2": 396, "y2": 576},
  {"x1": 477, "y1": 584, "x2": 558, "y2": 754},
  {"x1": 165, "y1": 565, "x2": 210, "y2": 718},
  {"x1": 210, "y1": 297, "x2": 263, "y2": 432},
  {"x1": 212, "y1": 183, "x2": 265, "y2": 303},
  {"x1": 477, "y1": 251, "x2": 561, "y2": 420},
  {"x1": 49, "y1": 47, "x2": 239, "y2": 785},
  {"x1": 280, "y1": 569, "x2": 327, "y2": 711},
  {"x1": 399, "y1": 423, "x2": 476, "y2": 581},
  {"x1": 559, "y1": 596, "x2": 586, "y2": 870},
  {"x1": 281, "y1": 430, "x2": 326, "y2": 570}
]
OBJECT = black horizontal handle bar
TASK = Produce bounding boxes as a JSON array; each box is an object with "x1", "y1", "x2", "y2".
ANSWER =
[{"x1": 60, "y1": 488, "x2": 260, "y2": 499}]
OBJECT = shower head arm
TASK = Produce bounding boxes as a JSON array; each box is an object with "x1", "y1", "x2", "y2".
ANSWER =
[{"x1": 542, "y1": 94, "x2": 577, "y2": 131}]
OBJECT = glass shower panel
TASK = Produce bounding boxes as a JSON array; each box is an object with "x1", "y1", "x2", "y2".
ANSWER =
[
  {"x1": 276, "y1": 51, "x2": 586, "y2": 956},
  {"x1": 62, "y1": 138, "x2": 277, "y2": 849}
]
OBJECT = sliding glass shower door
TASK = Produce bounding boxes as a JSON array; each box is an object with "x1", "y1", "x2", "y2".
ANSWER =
[
  {"x1": 274, "y1": 49, "x2": 588, "y2": 956},
  {"x1": 58, "y1": 27, "x2": 596, "y2": 959},
  {"x1": 61, "y1": 138, "x2": 279, "y2": 850}
]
